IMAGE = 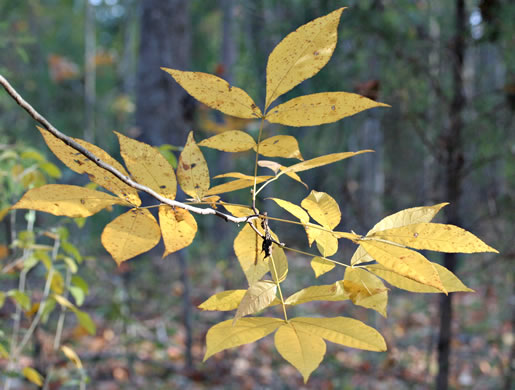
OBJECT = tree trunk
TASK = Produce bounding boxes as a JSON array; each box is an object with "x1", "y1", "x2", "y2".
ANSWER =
[{"x1": 436, "y1": 1, "x2": 466, "y2": 389}]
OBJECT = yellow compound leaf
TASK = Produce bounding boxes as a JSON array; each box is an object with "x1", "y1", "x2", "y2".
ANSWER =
[
  {"x1": 159, "y1": 206, "x2": 197, "y2": 257},
  {"x1": 101, "y1": 208, "x2": 161, "y2": 265},
  {"x1": 198, "y1": 290, "x2": 247, "y2": 311},
  {"x1": 291, "y1": 317, "x2": 387, "y2": 352},
  {"x1": 198, "y1": 130, "x2": 256, "y2": 152},
  {"x1": 177, "y1": 132, "x2": 210, "y2": 199},
  {"x1": 274, "y1": 322, "x2": 326, "y2": 383},
  {"x1": 12, "y1": 184, "x2": 126, "y2": 217},
  {"x1": 38, "y1": 127, "x2": 141, "y2": 206},
  {"x1": 265, "y1": 8, "x2": 346, "y2": 109},
  {"x1": 352, "y1": 203, "x2": 449, "y2": 265},
  {"x1": 61, "y1": 345, "x2": 83, "y2": 369},
  {"x1": 234, "y1": 281, "x2": 277, "y2": 324},
  {"x1": 206, "y1": 176, "x2": 272, "y2": 196},
  {"x1": 281, "y1": 150, "x2": 373, "y2": 175},
  {"x1": 265, "y1": 92, "x2": 389, "y2": 127},
  {"x1": 301, "y1": 190, "x2": 340, "y2": 229},
  {"x1": 360, "y1": 240, "x2": 446, "y2": 293},
  {"x1": 162, "y1": 68, "x2": 262, "y2": 119},
  {"x1": 367, "y1": 262, "x2": 474, "y2": 293},
  {"x1": 371, "y1": 223, "x2": 499, "y2": 253},
  {"x1": 255, "y1": 135, "x2": 303, "y2": 160},
  {"x1": 115, "y1": 132, "x2": 177, "y2": 199},
  {"x1": 315, "y1": 230, "x2": 339, "y2": 257},
  {"x1": 204, "y1": 317, "x2": 283, "y2": 361},
  {"x1": 310, "y1": 256, "x2": 335, "y2": 278},
  {"x1": 344, "y1": 267, "x2": 388, "y2": 317},
  {"x1": 269, "y1": 246, "x2": 288, "y2": 283},
  {"x1": 233, "y1": 223, "x2": 270, "y2": 284},
  {"x1": 285, "y1": 281, "x2": 348, "y2": 306},
  {"x1": 22, "y1": 366, "x2": 44, "y2": 386}
]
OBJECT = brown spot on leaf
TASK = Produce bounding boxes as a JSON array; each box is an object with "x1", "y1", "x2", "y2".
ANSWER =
[
  {"x1": 182, "y1": 162, "x2": 191, "y2": 170},
  {"x1": 313, "y1": 50, "x2": 320, "y2": 56},
  {"x1": 414, "y1": 232, "x2": 419, "y2": 238},
  {"x1": 80, "y1": 199, "x2": 86, "y2": 205},
  {"x1": 331, "y1": 105, "x2": 336, "y2": 111}
]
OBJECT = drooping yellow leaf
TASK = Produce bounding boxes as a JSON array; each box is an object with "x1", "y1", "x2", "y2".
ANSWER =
[
  {"x1": 101, "y1": 208, "x2": 161, "y2": 264},
  {"x1": 213, "y1": 172, "x2": 265, "y2": 180},
  {"x1": 162, "y1": 68, "x2": 262, "y2": 119},
  {"x1": 115, "y1": 132, "x2": 177, "y2": 199},
  {"x1": 266, "y1": 92, "x2": 389, "y2": 127},
  {"x1": 38, "y1": 127, "x2": 141, "y2": 206},
  {"x1": 234, "y1": 281, "x2": 277, "y2": 323},
  {"x1": 274, "y1": 322, "x2": 326, "y2": 383},
  {"x1": 265, "y1": 8, "x2": 345, "y2": 109},
  {"x1": 22, "y1": 366, "x2": 44, "y2": 386},
  {"x1": 281, "y1": 150, "x2": 373, "y2": 175},
  {"x1": 360, "y1": 240, "x2": 445, "y2": 293},
  {"x1": 177, "y1": 132, "x2": 210, "y2": 199},
  {"x1": 61, "y1": 345, "x2": 83, "y2": 369},
  {"x1": 371, "y1": 223, "x2": 498, "y2": 253},
  {"x1": 198, "y1": 290, "x2": 247, "y2": 311},
  {"x1": 301, "y1": 190, "x2": 340, "y2": 229},
  {"x1": 206, "y1": 176, "x2": 272, "y2": 196},
  {"x1": 285, "y1": 281, "x2": 348, "y2": 306},
  {"x1": 159, "y1": 206, "x2": 197, "y2": 257},
  {"x1": 12, "y1": 185, "x2": 125, "y2": 217},
  {"x1": 291, "y1": 317, "x2": 387, "y2": 352},
  {"x1": 258, "y1": 160, "x2": 308, "y2": 188},
  {"x1": 198, "y1": 130, "x2": 256, "y2": 152},
  {"x1": 311, "y1": 256, "x2": 335, "y2": 278},
  {"x1": 204, "y1": 317, "x2": 283, "y2": 361},
  {"x1": 343, "y1": 267, "x2": 388, "y2": 317},
  {"x1": 233, "y1": 223, "x2": 270, "y2": 284},
  {"x1": 367, "y1": 262, "x2": 474, "y2": 293},
  {"x1": 315, "y1": 230, "x2": 339, "y2": 257},
  {"x1": 268, "y1": 198, "x2": 309, "y2": 223},
  {"x1": 255, "y1": 135, "x2": 303, "y2": 160},
  {"x1": 269, "y1": 245, "x2": 288, "y2": 283},
  {"x1": 221, "y1": 203, "x2": 256, "y2": 218},
  {"x1": 351, "y1": 203, "x2": 449, "y2": 265}
]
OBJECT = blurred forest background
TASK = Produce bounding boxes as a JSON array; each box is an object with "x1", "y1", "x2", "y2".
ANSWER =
[{"x1": 0, "y1": 0, "x2": 513, "y2": 389}]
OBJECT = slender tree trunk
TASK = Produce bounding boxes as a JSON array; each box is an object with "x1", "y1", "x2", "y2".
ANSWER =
[{"x1": 436, "y1": 1, "x2": 466, "y2": 389}]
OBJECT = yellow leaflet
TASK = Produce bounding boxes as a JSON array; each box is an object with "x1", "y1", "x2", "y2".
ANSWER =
[
  {"x1": 255, "y1": 135, "x2": 303, "y2": 160},
  {"x1": 53, "y1": 294, "x2": 76, "y2": 310},
  {"x1": 270, "y1": 246, "x2": 288, "y2": 283},
  {"x1": 161, "y1": 68, "x2": 262, "y2": 119},
  {"x1": 206, "y1": 176, "x2": 272, "y2": 196},
  {"x1": 274, "y1": 322, "x2": 326, "y2": 383},
  {"x1": 234, "y1": 281, "x2": 277, "y2": 324},
  {"x1": 198, "y1": 290, "x2": 247, "y2": 311},
  {"x1": 12, "y1": 184, "x2": 126, "y2": 218},
  {"x1": 37, "y1": 127, "x2": 141, "y2": 206},
  {"x1": 315, "y1": 230, "x2": 339, "y2": 257},
  {"x1": 233, "y1": 223, "x2": 270, "y2": 284},
  {"x1": 281, "y1": 150, "x2": 373, "y2": 175},
  {"x1": 266, "y1": 92, "x2": 389, "y2": 127},
  {"x1": 50, "y1": 271, "x2": 64, "y2": 294},
  {"x1": 268, "y1": 197, "x2": 309, "y2": 223},
  {"x1": 301, "y1": 190, "x2": 340, "y2": 229},
  {"x1": 221, "y1": 203, "x2": 255, "y2": 218},
  {"x1": 285, "y1": 281, "x2": 348, "y2": 305},
  {"x1": 352, "y1": 203, "x2": 449, "y2": 265},
  {"x1": 61, "y1": 345, "x2": 83, "y2": 369},
  {"x1": 311, "y1": 256, "x2": 335, "y2": 278},
  {"x1": 258, "y1": 161, "x2": 307, "y2": 188},
  {"x1": 360, "y1": 240, "x2": 446, "y2": 293},
  {"x1": 204, "y1": 317, "x2": 283, "y2": 361},
  {"x1": 101, "y1": 208, "x2": 161, "y2": 265},
  {"x1": 305, "y1": 223, "x2": 323, "y2": 246},
  {"x1": 198, "y1": 130, "x2": 256, "y2": 152},
  {"x1": 159, "y1": 206, "x2": 197, "y2": 257},
  {"x1": 177, "y1": 132, "x2": 210, "y2": 199},
  {"x1": 265, "y1": 8, "x2": 345, "y2": 109},
  {"x1": 291, "y1": 317, "x2": 387, "y2": 352},
  {"x1": 22, "y1": 367, "x2": 44, "y2": 386},
  {"x1": 115, "y1": 132, "x2": 177, "y2": 199},
  {"x1": 368, "y1": 262, "x2": 473, "y2": 293},
  {"x1": 371, "y1": 223, "x2": 498, "y2": 253},
  {"x1": 344, "y1": 267, "x2": 388, "y2": 317}
]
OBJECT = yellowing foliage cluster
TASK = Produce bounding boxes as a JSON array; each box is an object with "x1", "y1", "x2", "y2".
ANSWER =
[{"x1": 11, "y1": 8, "x2": 497, "y2": 382}]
